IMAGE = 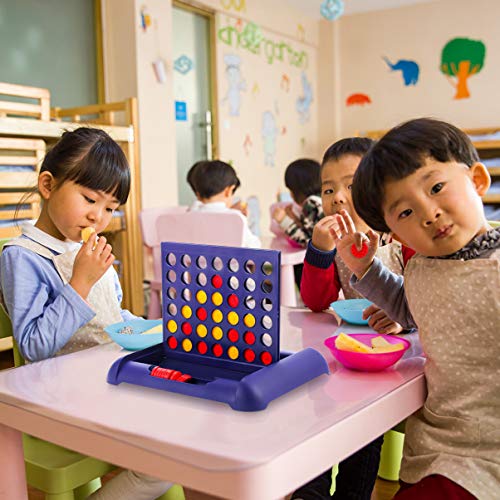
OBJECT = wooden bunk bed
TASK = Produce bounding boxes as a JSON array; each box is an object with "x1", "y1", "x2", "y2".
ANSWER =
[{"x1": 0, "y1": 82, "x2": 144, "y2": 315}]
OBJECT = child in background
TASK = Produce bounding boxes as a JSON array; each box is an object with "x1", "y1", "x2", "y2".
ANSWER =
[
  {"x1": 0, "y1": 128, "x2": 175, "y2": 500},
  {"x1": 186, "y1": 161, "x2": 202, "y2": 211},
  {"x1": 291, "y1": 138, "x2": 409, "y2": 500},
  {"x1": 332, "y1": 118, "x2": 499, "y2": 498},
  {"x1": 272, "y1": 158, "x2": 324, "y2": 247},
  {"x1": 189, "y1": 160, "x2": 261, "y2": 248}
]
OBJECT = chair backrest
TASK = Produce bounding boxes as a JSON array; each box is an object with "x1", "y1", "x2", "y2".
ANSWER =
[
  {"x1": 139, "y1": 206, "x2": 188, "y2": 248},
  {"x1": 152, "y1": 211, "x2": 246, "y2": 285},
  {"x1": 489, "y1": 220, "x2": 500, "y2": 228}
]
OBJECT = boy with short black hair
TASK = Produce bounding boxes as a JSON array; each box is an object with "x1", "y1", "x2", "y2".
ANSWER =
[
  {"x1": 190, "y1": 160, "x2": 260, "y2": 248},
  {"x1": 332, "y1": 118, "x2": 499, "y2": 499}
]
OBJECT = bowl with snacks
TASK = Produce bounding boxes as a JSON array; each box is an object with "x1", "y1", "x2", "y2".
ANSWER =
[
  {"x1": 105, "y1": 319, "x2": 163, "y2": 350},
  {"x1": 324, "y1": 332, "x2": 410, "y2": 372}
]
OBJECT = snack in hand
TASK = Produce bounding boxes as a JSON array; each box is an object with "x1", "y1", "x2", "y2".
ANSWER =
[{"x1": 81, "y1": 227, "x2": 96, "y2": 243}]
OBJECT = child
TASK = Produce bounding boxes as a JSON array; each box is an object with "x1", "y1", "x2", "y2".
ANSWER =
[
  {"x1": 272, "y1": 158, "x2": 324, "y2": 248},
  {"x1": 189, "y1": 159, "x2": 261, "y2": 248},
  {"x1": 332, "y1": 118, "x2": 499, "y2": 499},
  {"x1": 186, "y1": 161, "x2": 202, "y2": 211},
  {"x1": 0, "y1": 128, "x2": 175, "y2": 500},
  {"x1": 291, "y1": 138, "x2": 409, "y2": 500},
  {"x1": 301, "y1": 137, "x2": 413, "y2": 331}
]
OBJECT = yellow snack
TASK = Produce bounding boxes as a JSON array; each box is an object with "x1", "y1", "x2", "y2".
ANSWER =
[
  {"x1": 141, "y1": 324, "x2": 162, "y2": 335},
  {"x1": 81, "y1": 227, "x2": 96, "y2": 243},
  {"x1": 370, "y1": 336, "x2": 405, "y2": 353},
  {"x1": 335, "y1": 332, "x2": 371, "y2": 353}
]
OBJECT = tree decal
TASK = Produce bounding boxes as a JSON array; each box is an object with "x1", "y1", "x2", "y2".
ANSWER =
[{"x1": 440, "y1": 37, "x2": 486, "y2": 99}]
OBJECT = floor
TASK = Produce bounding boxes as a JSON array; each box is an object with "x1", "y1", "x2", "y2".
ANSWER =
[{"x1": 0, "y1": 349, "x2": 400, "y2": 500}]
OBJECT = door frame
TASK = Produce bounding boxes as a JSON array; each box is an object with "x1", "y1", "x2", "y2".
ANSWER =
[{"x1": 172, "y1": 0, "x2": 219, "y2": 159}]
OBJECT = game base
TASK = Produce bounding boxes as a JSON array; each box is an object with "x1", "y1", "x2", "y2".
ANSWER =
[{"x1": 107, "y1": 344, "x2": 329, "y2": 411}]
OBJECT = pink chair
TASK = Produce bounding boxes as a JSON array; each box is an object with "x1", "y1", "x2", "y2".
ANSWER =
[
  {"x1": 138, "y1": 206, "x2": 188, "y2": 318},
  {"x1": 149, "y1": 211, "x2": 246, "y2": 318}
]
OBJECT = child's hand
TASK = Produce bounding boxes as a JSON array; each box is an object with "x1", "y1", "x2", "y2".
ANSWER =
[
  {"x1": 330, "y1": 209, "x2": 379, "y2": 278},
  {"x1": 363, "y1": 304, "x2": 403, "y2": 334},
  {"x1": 70, "y1": 233, "x2": 115, "y2": 300},
  {"x1": 272, "y1": 206, "x2": 287, "y2": 223},
  {"x1": 284, "y1": 204, "x2": 300, "y2": 224},
  {"x1": 311, "y1": 215, "x2": 339, "y2": 252},
  {"x1": 231, "y1": 200, "x2": 248, "y2": 216}
]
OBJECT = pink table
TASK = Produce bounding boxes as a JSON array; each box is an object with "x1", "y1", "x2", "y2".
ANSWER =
[
  {"x1": 262, "y1": 236, "x2": 306, "y2": 307},
  {"x1": 0, "y1": 308, "x2": 425, "y2": 500}
]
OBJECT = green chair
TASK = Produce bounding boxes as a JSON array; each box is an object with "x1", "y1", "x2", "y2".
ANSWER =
[
  {"x1": 378, "y1": 427, "x2": 405, "y2": 481},
  {"x1": 1, "y1": 239, "x2": 184, "y2": 500}
]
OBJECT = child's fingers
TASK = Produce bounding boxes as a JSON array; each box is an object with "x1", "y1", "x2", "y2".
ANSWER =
[
  {"x1": 367, "y1": 229, "x2": 380, "y2": 247},
  {"x1": 339, "y1": 209, "x2": 357, "y2": 234},
  {"x1": 362, "y1": 304, "x2": 380, "y2": 319}
]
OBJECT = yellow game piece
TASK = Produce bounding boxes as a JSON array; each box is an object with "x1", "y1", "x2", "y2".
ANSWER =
[
  {"x1": 370, "y1": 336, "x2": 405, "y2": 353},
  {"x1": 212, "y1": 326, "x2": 223, "y2": 340},
  {"x1": 212, "y1": 292, "x2": 223, "y2": 306},
  {"x1": 196, "y1": 290, "x2": 207, "y2": 304},
  {"x1": 228, "y1": 346, "x2": 239, "y2": 360},
  {"x1": 243, "y1": 313, "x2": 256, "y2": 328},
  {"x1": 196, "y1": 324, "x2": 208, "y2": 338},
  {"x1": 141, "y1": 324, "x2": 162, "y2": 335},
  {"x1": 166, "y1": 320, "x2": 178, "y2": 333},
  {"x1": 81, "y1": 227, "x2": 95, "y2": 242},
  {"x1": 334, "y1": 333, "x2": 371, "y2": 353},
  {"x1": 212, "y1": 309, "x2": 223, "y2": 323},
  {"x1": 227, "y1": 311, "x2": 239, "y2": 326},
  {"x1": 182, "y1": 338, "x2": 193, "y2": 352},
  {"x1": 181, "y1": 305, "x2": 192, "y2": 319}
]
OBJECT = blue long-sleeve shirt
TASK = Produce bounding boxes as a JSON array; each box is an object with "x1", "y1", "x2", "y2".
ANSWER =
[{"x1": 0, "y1": 224, "x2": 137, "y2": 362}]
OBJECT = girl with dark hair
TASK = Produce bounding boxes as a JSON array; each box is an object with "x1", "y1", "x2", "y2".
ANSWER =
[{"x1": 0, "y1": 128, "x2": 175, "y2": 499}]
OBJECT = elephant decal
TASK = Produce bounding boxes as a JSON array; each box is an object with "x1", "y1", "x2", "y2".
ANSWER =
[{"x1": 383, "y1": 57, "x2": 420, "y2": 86}]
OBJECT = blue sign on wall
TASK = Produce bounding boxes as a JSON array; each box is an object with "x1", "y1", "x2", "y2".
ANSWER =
[{"x1": 175, "y1": 100, "x2": 187, "y2": 121}]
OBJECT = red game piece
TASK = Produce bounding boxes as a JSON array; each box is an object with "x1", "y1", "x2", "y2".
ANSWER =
[
  {"x1": 227, "y1": 293, "x2": 239, "y2": 308},
  {"x1": 167, "y1": 336, "x2": 178, "y2": 349},
  {"x1": 150, "y1": 366, "x2": 173, "y2": 379},
  {"x1": 228, "y1": 328, "x2": 239, "y2": 342},
  {"x1": 351, "y1": 242, "x2": 368, "y2": 258},
  {"x1": 211, "y1": 274, "x2": 223, "y2": 288},
  {"x1": 212, "y1": 344, "x2": 223, "y2": 357},
  {"x1": 243, "y1": 331, "x2": 256, "y2": 345},
  {"x1": 243, "y1": 349, "x2": 256, "y2": 362},
  {"x1": 181, "y1": 322, "x2": 192, "y2": 335},
  {"x1": 197, "y1": 341, "x2": 208, "y2": 355},
  {"x1": 169, "y1": 370, "x2": 182, "y2": 380},
  {"x1": 177, "y1": 373, "x2": 192, "y2": 383},
  {"x1": 260, "y1": 352, "x2": 273, "y2": 365},
  {"x1": 196, "y1": 307, "x2": 208, "y2": 321}
]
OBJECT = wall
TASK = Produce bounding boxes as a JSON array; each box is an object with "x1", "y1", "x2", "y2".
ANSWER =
[
  {"x1": 336, "y1": 0, "x2": 500, "y2": 135},
  {"x1": 102, "y1": 0, "x2": 321, "y2": 236}
]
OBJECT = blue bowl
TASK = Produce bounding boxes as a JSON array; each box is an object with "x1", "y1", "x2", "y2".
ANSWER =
[
  {"x1": 105, "y1": 319, "x2": 163, "y2": 350},
  {"x1": 330, "y1": 298, "x2": 372, "y2": 325}
]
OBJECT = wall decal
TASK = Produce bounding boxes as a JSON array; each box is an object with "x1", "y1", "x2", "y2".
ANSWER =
[
  {"x1": 280, "y1": 74, "x2": 290, "y2": 92},
  {"x1": 383, "y1": 57, "x2": 419, "y2": 86},
  {"x1": 174, "y1": 55, "x2": 193, "y2": 75},
  {"x1": 243, "y1": 134, "x2": 253, "y2": 156},
  {"x1": 262, "y1": 111, "x2": 278, "y2": 167},
  {"x1": 296, "y1": 72, "x2": 313, "y2": 124},
  {"x1": 251, "y1": 82, "x2": 260, "y2": 96},
  {"x1": 440, "y1": 37, "x2": 486, "y2": 99},
  {"x1": 346, "y1": 93, "x2": 371, "y2": 106},
  {"x1": 218, "y1": 20, "x2": 309, "y2": 69},
  {"x1": 297, "y1": 24, "x2": 305, "y2": 42},
  {"x1": 222, "y1": 54, "x2": 247, "y2": 116},
  {"x1": 320, "y1": 0, "x2": 344, "y2": 21},
  {"x1": 220, "y1": 0, "x2": 246, "y2": 12},
  {"x1": 140, "y1": 5, "x2": 152, "y2": 32}
]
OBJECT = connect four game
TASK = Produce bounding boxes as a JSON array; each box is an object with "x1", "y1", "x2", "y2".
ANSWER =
[{"x1": 108, "y1": 242, "x2": 329, "y2": 411}]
